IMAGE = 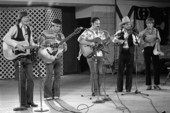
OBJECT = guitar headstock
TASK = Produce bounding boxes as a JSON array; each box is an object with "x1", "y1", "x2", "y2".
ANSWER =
[{"x1": 73, "y1": 27, "x2": 83, "y2": 35}]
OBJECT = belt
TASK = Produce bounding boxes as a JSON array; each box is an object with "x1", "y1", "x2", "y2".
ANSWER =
[{"x1": 122, "y1": 48, "x2": 129, "y2": 50}]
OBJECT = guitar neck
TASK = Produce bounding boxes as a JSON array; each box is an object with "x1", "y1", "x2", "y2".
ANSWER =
[
  {"x1": 58, "y1": 32, "x2": 75, "y2": 46},
  {"x1": 24, "y1": 46, "x2": 38, "y2": 49}
]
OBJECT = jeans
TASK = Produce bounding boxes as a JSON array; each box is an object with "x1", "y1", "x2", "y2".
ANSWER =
[
  {"x1": 44, "y1": 58, "x2": 62, "y2": 98},
  {"x1": 87, "y1": 56, "x2": 104, "y2": 95},
  {"x1": 14, "y1": 56, "x2": 34, "y2": 105}
]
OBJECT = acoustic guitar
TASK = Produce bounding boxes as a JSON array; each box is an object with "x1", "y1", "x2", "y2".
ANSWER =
[
  {"x1": 38, "y1": 27, "x2": 82, "y2": 63},
  {"x1": 80, "y1": 37, "x2": 110, "y2": 58},
  {"x1": 3, "y1": 41, "x2": 39, "y2": 60}
]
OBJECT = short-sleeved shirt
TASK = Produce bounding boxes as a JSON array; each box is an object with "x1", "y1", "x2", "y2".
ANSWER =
[
  {"x1": 39, "y1": 30, "x2": 66, "y2": 49},
  {"x1": 78, "y1": 28, "x2": 106, "y2": 41},
  {"x1": 139, "y1": 27, "x2": 161, "y2": 48},
  {"x1": 78, "y1": 28, "x2": 107, "y2": 57}
]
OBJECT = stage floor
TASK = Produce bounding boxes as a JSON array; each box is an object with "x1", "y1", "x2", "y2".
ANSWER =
[{"x1": 0, "y1": 73, "x2": 170, "y2": 113}]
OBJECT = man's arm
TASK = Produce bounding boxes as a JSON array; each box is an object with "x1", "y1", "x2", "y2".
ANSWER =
[
  {"x1": 29, "y1": 29, "x2": 39, "y2": 47},
  {"x1": 77, "y1": 31, "x2": 95, "y2": 46},
  {"x1": 3, "y1": 25, "x2": 18, "y2": 48},
  {"x1": 38, "y1": 32, "x2": 46, "y2": 47},
  {"x1": 156, "y1": 29, "x2": 161, "y2": 43},
  {"x1": 60, "y1": 33, "x2": 67, "y2": 51},
  {"x1": 111, "y1": 30, "x2": 125, "y2": 44}
]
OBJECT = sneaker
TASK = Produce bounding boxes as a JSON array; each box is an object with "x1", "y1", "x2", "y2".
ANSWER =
[
  {"x1": 53, "y1": 96, "x2": 59, "y2": 100},
  {"x1": 45, "y1": 97, "x2": 53, "y2": 101},
  {"x1": 154, "y1": 85, "x2": 161, "y2": 90},
  {"x1": 146, "y1": 85, "x2": 152, "y2": 90},
  {"x1": 92, "y1": 92, "x2": 95, "y2": 96}
]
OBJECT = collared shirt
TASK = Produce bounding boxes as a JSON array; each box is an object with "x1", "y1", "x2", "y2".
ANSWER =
[
  {"x1": 78, "y1": 28, "x2": 106, "y2": 41},
  {"x1": 139, "y1": 27, "x2": 161, "y2": 48},
  {"x1": 112, "y1": 29, "x2": 140, "y2": 48},
  {"x1": 78, "y1": 28, "x2": 107, "y2": 57},
  {"x1": 3, "y1": 23, "x2": 35, "y2": 49}
]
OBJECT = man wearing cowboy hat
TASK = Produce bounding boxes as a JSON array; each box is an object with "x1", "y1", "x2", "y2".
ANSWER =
[
  {"x1": 3, "y1": 11, "x2": 38, "y2": 109},
  {"x1": 112, "y1": 16, "x2": 140, "y2": 92}
]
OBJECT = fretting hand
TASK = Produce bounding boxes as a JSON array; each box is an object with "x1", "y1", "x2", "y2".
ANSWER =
[
  {"x1": 89, "y1": 42, "x2": 95, "y2": 46},
  {"x1": 15, "y1": 44, "x2": 25, "y2": 51}
]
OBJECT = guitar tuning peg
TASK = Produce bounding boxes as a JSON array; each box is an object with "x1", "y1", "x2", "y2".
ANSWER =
[{"x1": 79, "y1": 27, "x2": 84, "y2": 30}]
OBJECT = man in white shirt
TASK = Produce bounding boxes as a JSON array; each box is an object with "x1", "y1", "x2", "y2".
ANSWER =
[
  {"x1": 77, "y1": 17, "x2": 107, "y2": 97},
  {"x1": 3, "y1": 11, "x2": 38, "y2": 109}
]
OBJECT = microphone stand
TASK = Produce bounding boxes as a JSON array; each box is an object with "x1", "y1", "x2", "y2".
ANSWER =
[
  {"x1": 102, "y1": 71, "x2": 112, "y2": 101},
  {"x1": 13, "y1": 58, "x2": 27, "y2": 111},
  {"x1": 34, "y1": 59, "x2": 49, "y2": 112},
  {"x1": 102, "y1": 58, "x2": 111, "y2": 102},
  {"x1": 122, "y1": 44, "x2": 149, "y2": 96}
]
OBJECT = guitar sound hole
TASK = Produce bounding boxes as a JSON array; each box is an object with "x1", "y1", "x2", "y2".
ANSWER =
[
  {"x1": 47, "y1": 49, "x2": 58, "y2": 56},
  {"x1": 13, "y1": 50, "x2": 26, "y2": 55}
]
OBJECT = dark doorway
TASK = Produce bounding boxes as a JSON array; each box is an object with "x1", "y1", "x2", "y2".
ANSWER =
[{"x1": 76, "y1": 17, "x2": 91, "y2": 73}]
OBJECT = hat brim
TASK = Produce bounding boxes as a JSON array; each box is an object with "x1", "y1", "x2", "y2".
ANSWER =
[
  {"x1": 119, "y1": 20, "x2": 133, "y2": 26},
  {"x1": 16, "y1": 11, "x2": 28, "y2": 20}
]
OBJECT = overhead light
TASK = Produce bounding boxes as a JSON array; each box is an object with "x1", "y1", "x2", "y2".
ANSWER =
[
  {"x1": 27, "y1": 1, "x2": 32, "y2": 6},
  {"x1": 48, "y1": 2, "x2": 54, "y2": 6},
  {"x1": 55, "y1": 3, "x2": 59, "y2": 5}
]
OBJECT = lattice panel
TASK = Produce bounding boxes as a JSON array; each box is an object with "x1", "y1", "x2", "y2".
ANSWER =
[{"x1": 0, "y1": 7, "x2": 62, "y2": 79}]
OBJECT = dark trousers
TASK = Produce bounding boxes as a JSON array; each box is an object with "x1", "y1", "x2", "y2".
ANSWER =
[
  {"x1": 44, "y1": 58, "x2": 62, "y2": 98},
  {"x1": 117, "y1": 49, "x2": 134, "y2": 92},
  {"x1": 143, "y1": 46, "x2": 160, "y2": 85},
  {"x1": 87, "y1": 57, "x2": 104, "y2": 95},
  {"x1": 14, "y1": 56, "x2": 34, "y2": 106}
]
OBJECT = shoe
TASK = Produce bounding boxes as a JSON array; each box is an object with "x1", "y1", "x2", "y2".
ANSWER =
[
  {"x1": 92, "y1": 92, "x2": 95, "y2": 96},
  {"x1": 53, "y1": 96, "x2": 59, "y2": 100},
  {"x1": 146, "y1": 85, "x2": 152, "y2": 90},
  {"x1": 45, "y1": 97, "x2": 53, "y2": 101},
  {"x1": 28, "y1": 102, "x2": 38, "y2": 107},
  {"x1": 115, "y1": 89, "x2": 122, "y2": 92},
  {"x1": 126, "y1": 90, "x2": 131, "y2": 92},
  {"x1": 154, "y1": 85, "x2": 161, "y2": 90},
  {"x1": 21, "y1": 104, "x2": 30, "y2": 108}
]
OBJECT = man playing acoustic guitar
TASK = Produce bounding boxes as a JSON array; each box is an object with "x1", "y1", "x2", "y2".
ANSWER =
[
  {"x1": 3, "y1": 11, "x2": 38, "y2": 109},
  {"x1": 38, "y1": 19, "x2": 67, "y2": 100},
  {"x1": 77, "y1": 17, "x2": 108, "y2": 100}
]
